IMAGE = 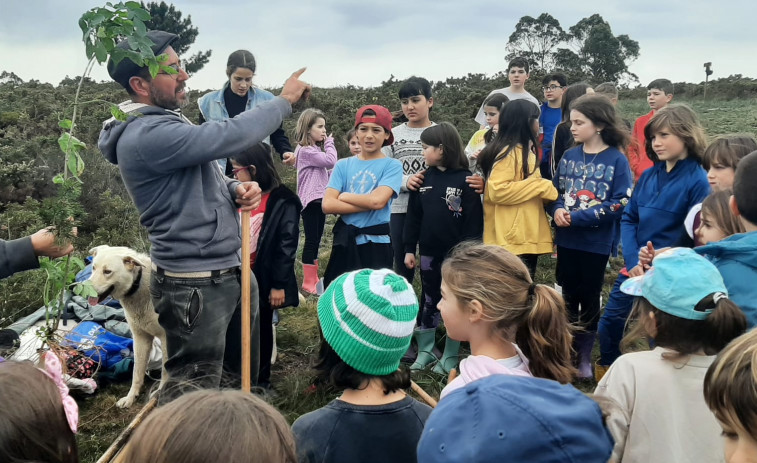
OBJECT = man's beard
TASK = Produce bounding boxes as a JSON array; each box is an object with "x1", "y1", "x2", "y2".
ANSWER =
[{"x1": 150, "y1": 84, "x2": 190, "y2": 110}]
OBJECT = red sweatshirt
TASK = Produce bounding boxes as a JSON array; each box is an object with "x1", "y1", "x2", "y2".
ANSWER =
[{"x1": 627, "y1": 110, "x2": 655, "y2": 182}]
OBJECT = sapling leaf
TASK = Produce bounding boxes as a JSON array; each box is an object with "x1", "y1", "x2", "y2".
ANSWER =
[
  {"x1": 73, "y1": 284, "x2": 82, "y2": 296},
  {"x1": 148, "y1": 60, "x2": 159, "y2": 78},
  {"x1": 53, "y1": 174, "x2": 64, "y2": 184},
  {"x1": 110, "y1": 104, "x2": 129, "y2": 121},
  {"x1": 59, "y1": 119, "x2": 73, "y2": 130},
  {"x1": 94, "y1": 42, "x2": 108, "y2": 63}
]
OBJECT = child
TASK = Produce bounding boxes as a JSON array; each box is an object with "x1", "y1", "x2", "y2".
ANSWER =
[
  {"x1": 438, "y1": 243, "x2": 574, "y2": 399},
  {"x1": 0, "y1": 354, "x2": 79, "y2": 463},
  {"x1": 346, "y1": 128, "x2": 361, "y2": 157},
  {"x1": 230, "y1": 142, "x2": 302, "y2": 389},
  {"x1": 704, "y1": 329, "x2": 757, "y2": 462},
  {"x1": 418, "y1": 375, "x2": 614, "y2": 463},
  {"x1": 474, "y1": 56, "x2": 540, "y2": 127},
  {"x1": 382, "y1": 76, "x2": 436, "y2": 284},
  {"x1": 593, "y1": 82, "x2": 619, "y2": 105},
  {"x1": 627, "y1": 78, "x2": 674, "y2": 181},
  {"x1": 539, "y1": 73, "x2": 567, "y2": 179},
  {"x1": 294, "y1": 108, "x2": 337, "y2": 294},
  {"x1": 597, "y1": 104, "x2": 710, "y2": 374},
  {"x1": 696, "y1": 190, "x2": 745, "y2": 245},
  {"x1": 322, "y1": 105, "x2": 402, "y2": 287},
  {"x1": 465, "y1": 93, "x2": 508, "y2": 172},
  {"x1": 116, "y1": 389, "x2": 297, "y2": 463},
  {"x1": 198, "y1": 49, "x2": 295, "y2": 173},
  {"x1": 685, "y1": 134, "x2": 757, "y2": 244},
  {"x1": 550, "y1": 82, "x2": 593, "y2": 175},
  {"x1": 595, "y1": 248, "x2": 747, "y2": 463},
  {"x1": 403, "y1": 123, "x2": 484, "y2": 373},
  {"x1": 292, "y1": 268, "x2": 432, "y2": 463},
  {"x1": 696, "y1": 150, "x2": 757, "y2": 327},
  {"x1": 477, "y1": 99, "x2": 558, "y2": 278},
  {"x1": 548, "y1": 94, "x2": 633, "y2": 379}
]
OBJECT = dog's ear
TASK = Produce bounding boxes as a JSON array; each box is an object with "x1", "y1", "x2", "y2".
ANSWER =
[
  {"x1": 89, "y1": 245, "x2": 104, "y2": 257},
  {"x1": 122, "y1": 256, "x2": 143, "y2": 271}
]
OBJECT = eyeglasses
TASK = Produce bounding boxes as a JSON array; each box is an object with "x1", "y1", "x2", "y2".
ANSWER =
[
  {"x1": 231, "y1": 166, "x2": 251, "y2": 178},
  {"x1": 542, "y1": 85, "x2": 564, "y2": 92},
  {"x1": 157, "y1": 63, "x2": 185, "y2": 79}
]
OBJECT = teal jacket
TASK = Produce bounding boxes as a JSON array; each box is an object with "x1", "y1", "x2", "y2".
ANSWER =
[{"x1": 697, "y1": 231, "x2": 757, "y2": 327}]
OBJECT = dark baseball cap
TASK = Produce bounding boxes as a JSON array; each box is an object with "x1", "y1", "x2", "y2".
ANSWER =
[{"x1": 107, "y1": 30, "x2": 179, "y2": 90}]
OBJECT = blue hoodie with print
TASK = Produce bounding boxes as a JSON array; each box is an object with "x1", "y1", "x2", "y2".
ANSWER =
[
  {"x1": 548, "y1": 146, "x2": 633, "y2": 256},
  {"x1": 696, "y1": 231, "x2": 757, "y2": 327}
]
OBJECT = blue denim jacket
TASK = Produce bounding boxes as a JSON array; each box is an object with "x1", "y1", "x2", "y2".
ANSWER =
[{"x1": 198, "y1": 83, "x2": 276, "y2": 171}]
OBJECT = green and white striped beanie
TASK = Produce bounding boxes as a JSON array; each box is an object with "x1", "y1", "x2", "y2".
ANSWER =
[{"x1": 318, "y1": 268, "x2": 419, "y2": 376}]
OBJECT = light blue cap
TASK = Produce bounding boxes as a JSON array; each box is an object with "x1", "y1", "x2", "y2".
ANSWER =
[{"x1": 620, "y1": 247, "x2": 728, "y2": 321}]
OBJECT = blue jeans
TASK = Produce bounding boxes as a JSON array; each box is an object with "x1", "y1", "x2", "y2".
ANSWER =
[
  {"x1": 151, "y1": 268, "x2": 260, "y2": 404},
  {"x1": 597, "y1": 273, "x2": 634, "y2": 366}
]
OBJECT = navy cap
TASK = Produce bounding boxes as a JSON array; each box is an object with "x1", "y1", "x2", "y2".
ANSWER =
[
  {"x1": 107, "y1": 30, "x2": 179, "y2": 90},
  {"x1": 417, "y1": 375, "x2": 614, "y2": 463}
]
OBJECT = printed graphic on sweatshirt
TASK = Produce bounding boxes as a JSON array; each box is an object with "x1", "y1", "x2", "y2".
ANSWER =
[
  {"x1": 558, "y1": 158, "x2": 615, "y2": 201},
  {"x1": 443, "y1": 187, "x2": 463, "y2": 217},
  {"x1": 347, "y1": 169, "x2": 379, "y2": 195}
]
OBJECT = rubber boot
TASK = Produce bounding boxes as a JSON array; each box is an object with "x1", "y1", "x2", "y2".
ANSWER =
[
  {"x1": 595, "y1": 360, "x2": 610, "y2": 383},
  {"x1": 302, "y1": 260, "x2": 319, "y2": 295},
  {"x1": 573, "y1": 331, "x2": 596, "y2": 379},
  {"x1": 432, "y1": 337, "x2": 461, "y2": 375},
  {"x1": 410, "y1": 328, "x2": 438, "y2": 371}
]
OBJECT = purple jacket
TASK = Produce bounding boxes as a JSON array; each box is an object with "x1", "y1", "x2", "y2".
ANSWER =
[{"x1": 296, "y1": 137, "x2": 338, "y2": 208}]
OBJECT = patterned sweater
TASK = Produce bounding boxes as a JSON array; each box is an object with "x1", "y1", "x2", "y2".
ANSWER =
[{"x1": 382, "y1": 122, "x2": 436, "y2": 214}]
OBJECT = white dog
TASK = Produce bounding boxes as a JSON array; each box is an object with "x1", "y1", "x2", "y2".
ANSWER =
[{"x1": 88, "y1": 245, "x2": 167, "y2": 408}]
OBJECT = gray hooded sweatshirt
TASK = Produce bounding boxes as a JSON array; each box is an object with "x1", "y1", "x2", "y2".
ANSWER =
[{"x1": 98, "y1": 97, "x2": 291, "y2": 272}]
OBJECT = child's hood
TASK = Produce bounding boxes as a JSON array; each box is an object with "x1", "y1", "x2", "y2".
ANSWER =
[
  {"x1": 440, "y1": 353, "x2": 532, "y2": 400},
  {"x1": 459, "y1": 354, "x2": 532, "y2": 382},
  {"x1": 697, "y1": 231, "x2": 757, "y2": 270}
]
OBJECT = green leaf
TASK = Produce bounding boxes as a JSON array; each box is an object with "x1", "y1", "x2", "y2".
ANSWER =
[
  {"x1": 133, "y1": 17, "x2": 146, "y2": 35},
  {"x1": 58, "y1": 132, "x2": 86, "y2": 155},
  {"x1": 110, "y1": 104, "x2": 129, "y2": 121},
  {"x1": 133, "y1": 8, "x2": 150, "y2": 21},
  {"x1": 125, "y1": 1, "x2": 141, "y2": 9},
  {"x1": 148, "y1": 60, "x2": 159, "y2": 78},
  {"x1": 73, "y1": 284, "x2": 82, "y2": 296},
  {"x1": 67, "y1": 152, "x2": 85, "y2": 178},
  {"x1": 58, "y1": 119, "x2": 73, "y2": 130},
  {"x1": 94, "y1": 42, "x2": 108, "y2": 63},
  {"x1": 53, "y1": 174, "x2": 64, "y2": 184}
]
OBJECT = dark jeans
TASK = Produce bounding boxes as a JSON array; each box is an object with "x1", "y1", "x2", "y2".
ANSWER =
[
  {"x1": 519, "y1": 254, "x2": 539, "y2": 280},
  {"x1": 555, "y1": 246, "x2": 609, "y2": 331},
  {"x1": 598, "y1": 272, "x2": 634, "y2": 366},
  {"x1": 301, "y1": 200, "x2": 326, "y2": 265},
  {"x1": 390, "y1": 213, "x2": 415, "y2": 283},
  {"x1": 151, "y1": 268, "x2": 261, "y2": 404},
  {"x1": 418, "y1": 255, "x2": 442, "y2": 329}
]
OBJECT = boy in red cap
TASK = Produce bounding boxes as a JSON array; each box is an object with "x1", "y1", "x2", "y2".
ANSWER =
[{"x1": 322, "y1": 105, "x2": 403, "y2": 287}]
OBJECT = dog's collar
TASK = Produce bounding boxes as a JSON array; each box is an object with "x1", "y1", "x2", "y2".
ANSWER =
[{"x1": 124, "y1": 267, "x2": 143, "y2": 298}]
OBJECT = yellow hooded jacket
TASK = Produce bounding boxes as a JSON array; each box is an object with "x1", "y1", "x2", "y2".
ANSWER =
[{"x1": 483, "y1": 145, "x2": 558, "y2": 255}]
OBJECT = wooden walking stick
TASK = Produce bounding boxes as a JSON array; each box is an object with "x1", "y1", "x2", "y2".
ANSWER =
[
  {"x1": 410, "y1": 380, "x2": 438, "y2": 408},
  {"x1": 241, "y1": 210, "x2": 252, "y2": 392},
  {"x1": 95, "y1": 396, "x2": 157, "y2": 463}
]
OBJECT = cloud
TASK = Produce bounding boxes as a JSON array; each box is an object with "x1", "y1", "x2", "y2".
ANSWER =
[{"x1": 1, "y1": 0, "x2": 755, "y2": 93}]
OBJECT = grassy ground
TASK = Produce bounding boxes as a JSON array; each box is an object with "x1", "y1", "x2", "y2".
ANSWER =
[{"x1": 18, "y1": 98, "x2": 757, "y2": 461}]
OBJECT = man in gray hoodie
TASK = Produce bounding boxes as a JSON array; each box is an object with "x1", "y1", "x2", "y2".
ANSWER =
[{"x1": 98, "y1": 30, "x2": 309, "y2": 402}]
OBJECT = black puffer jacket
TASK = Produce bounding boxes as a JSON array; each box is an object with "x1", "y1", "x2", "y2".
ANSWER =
[{"x1": 253, "y1": 185, "x2": 302, "y2": 310}]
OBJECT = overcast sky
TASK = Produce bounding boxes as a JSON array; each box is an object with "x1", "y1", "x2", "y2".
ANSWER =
[{"x1": 2, "y1": 0, "x2": 755, "y2": 93}]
